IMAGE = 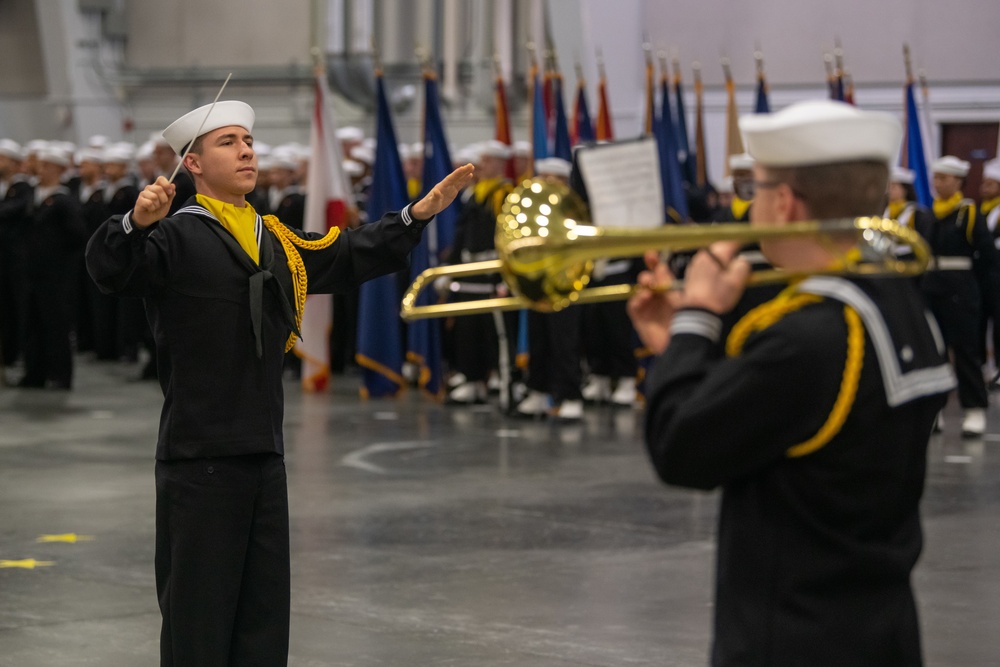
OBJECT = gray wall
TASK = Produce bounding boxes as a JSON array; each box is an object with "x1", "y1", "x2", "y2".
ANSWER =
[
  {"x1": 1, "y1": 0, "x2": 997, "y2": 185},
  {"x1": 639, "y1": 0, "x2": 1000, "y2": 86}
]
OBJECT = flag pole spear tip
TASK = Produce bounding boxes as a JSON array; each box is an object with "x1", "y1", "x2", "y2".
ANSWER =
[
  {"x1": 310, "y1": 47, "x2": 325, "y2": 75},
  {"x1": 370, "y1": 36, "x2": 383, "y2": 75},
  {"x1": 169, "y1": 71, "x2": 232, "y2": 183}
]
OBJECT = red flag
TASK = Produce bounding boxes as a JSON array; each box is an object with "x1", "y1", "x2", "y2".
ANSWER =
[
  {"x1": 595, "y1": 58, "x2": 614, "y2": 141},
  {"x1": 295, "y1": 74, "x2": 353, "y2": 392},
  {"x1": 494, "y1": 68, "x2": 517, "y2": 179}
]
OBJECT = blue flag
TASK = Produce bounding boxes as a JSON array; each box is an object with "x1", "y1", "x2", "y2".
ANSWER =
[
  {"x1": 905, "y1": 81, "x2": 933, "y2": 208},
  {"x1": 356, "y1": 75, "x2": 408, "y2": 398},
  {"x1": 573, "y1": 82, "x2": 595, "y2": 144},
  {"x1": 552, "y1": 76, "x2": 573, "y2": 161},
  {"x1": 754, "y1": 76, "x2": 770, "y2": 114},
  {"x1": 674, "y1": 78, "x2": 695, "y2": 186},
  {"x1": 531, "y1": 70, "x2": 549, "y2": 161},
  {"x1": 655, "y1": 79, "x2": 689, "y2": 222},
  {"x1": 406, "y1": 74, "x2": 456, "y2": 398}
]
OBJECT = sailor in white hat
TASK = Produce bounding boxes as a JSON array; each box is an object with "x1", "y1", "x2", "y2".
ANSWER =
[
  {"x1": 442, "y1": 138, "x2": 515, "y2": 405},
  {"x1": 884, "y1": 166, "x2": 933, "y2": 252},
  {"x1": 629, "y1": 99, "x2": 955, "y2": 666},
  {"x1": 981, "y1": 159, "x2": 1000, "y2": 240},
  {"x1": 924, "y1": 152, "x2": 997, "y2": 433},
  {"x1": 86, "y1": 99, "x2": 474, "y2": 666},
  {"x1": 0, "y1": 139, "x2": 26, "y2": 201},
  {"x1": 20, "y1": 142, "x2": 86, "y2": 390},
  {"x1": 0, "y1": 139, "x2": 32, "y2": 367},
  {"x1": 979, "y1": 159, "x2": 1000, "y2": 387},
  {"x1": 512, "y1": 140, "x2": 532, "y2": 178}
]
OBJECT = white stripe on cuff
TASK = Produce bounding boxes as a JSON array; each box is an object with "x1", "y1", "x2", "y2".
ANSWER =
[
  {"x1": 122, "y1": 211, "x2": 133, "y2": 234},
  {"x1": 670, "y1": 310, "x2": 723, "y2": 343},
  {"x1": 401, "y1": 204, "x2": 413, "y2": 226}
]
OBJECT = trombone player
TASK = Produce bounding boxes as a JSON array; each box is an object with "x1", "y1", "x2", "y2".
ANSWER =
[{"x1": 628, "y1": 100, "x2": 955, "y2": 666}]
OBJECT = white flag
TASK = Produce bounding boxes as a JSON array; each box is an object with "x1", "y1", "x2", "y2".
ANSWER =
[{"x1": 295, "y1": 75, "x2": 354, "y2": 391}]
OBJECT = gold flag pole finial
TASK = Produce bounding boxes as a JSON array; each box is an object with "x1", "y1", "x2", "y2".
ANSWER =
[{"x1": 721, "y1": 56, "x2": 733, "y2": 84}]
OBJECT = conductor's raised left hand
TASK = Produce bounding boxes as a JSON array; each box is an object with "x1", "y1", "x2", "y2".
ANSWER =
[{"x1": 411, "y1": 163, "x2": 476, "y2": 220}]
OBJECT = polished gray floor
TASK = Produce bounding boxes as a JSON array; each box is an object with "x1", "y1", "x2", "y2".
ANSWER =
[{"x1": 1, "y1": 357, "x2": 999, "y2": 666}]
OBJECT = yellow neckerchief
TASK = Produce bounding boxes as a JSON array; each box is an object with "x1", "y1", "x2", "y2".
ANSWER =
[
  {"x1": 731, "y1": 196, "x2": 752, "y2": 221},
  {"x1": 981, "y1": 197, "x2": 1000, "y2": 214},
  {"x1": 196, "y1": 194, "x2": 259, "y2": 265},
  {"x1": 887, "y1": 200, "x2": 908, "y2": 221},
  {"x1": 407, "y1": 177, "x2": 422, "y2": 200},
  {"x1": 932, "y1": 191, "x2": 963, "y2": 220},
  {"x1": 473, "y1": 177, "x2": 503, "y2": 204}
]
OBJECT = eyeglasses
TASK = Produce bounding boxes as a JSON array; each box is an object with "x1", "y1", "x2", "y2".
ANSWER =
[{"x1": 753, "y1": 180, "x2": 805, "y2": 200}]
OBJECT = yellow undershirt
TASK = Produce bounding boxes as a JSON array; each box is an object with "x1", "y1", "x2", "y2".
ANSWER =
[
  {"x1": 196, "y1": 194, "x2": 259, "y2": 265},
  {"x1": 932, "y1": 192, "x2": 963, "y2": 220}
]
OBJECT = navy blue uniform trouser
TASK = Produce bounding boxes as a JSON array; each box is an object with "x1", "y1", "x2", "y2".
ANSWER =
[{"x1": 155, "y1": 453, "x2": 290, "y2": 667}]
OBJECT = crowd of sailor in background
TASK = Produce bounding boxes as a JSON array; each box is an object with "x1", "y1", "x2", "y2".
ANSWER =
[{"x1": 1, "y1": 128, "x2": 999, "y2": 433}]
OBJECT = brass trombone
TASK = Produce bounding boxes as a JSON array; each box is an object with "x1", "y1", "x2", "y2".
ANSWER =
[{"x1": 400, "y1": 178, "x2": 930, "y2": 321}]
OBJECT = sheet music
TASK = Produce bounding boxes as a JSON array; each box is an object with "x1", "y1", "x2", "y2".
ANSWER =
[{"x1": 576, "y1": 138, "x2": 665, "y2": 229}]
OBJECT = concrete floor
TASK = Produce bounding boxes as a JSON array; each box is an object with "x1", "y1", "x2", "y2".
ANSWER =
[{"x1": 1, "y1": 358, "x2": 999, "y2": 666}]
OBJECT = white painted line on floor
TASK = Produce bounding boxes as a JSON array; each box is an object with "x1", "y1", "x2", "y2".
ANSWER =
[
  {"x1": 341, "y1": 441, "x2": 436, "y2": 474},
  {"x1": 944, "y1": 455, "x2": 973, "y2": 464}
]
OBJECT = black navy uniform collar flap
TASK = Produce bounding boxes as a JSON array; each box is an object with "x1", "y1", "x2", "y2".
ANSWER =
[{"x1": 798, "y1": 276, "x2": 956, "y2": 407}]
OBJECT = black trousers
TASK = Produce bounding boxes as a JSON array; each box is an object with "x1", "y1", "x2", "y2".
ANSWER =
[
  {"x1": 21, "y1": 278, "x2": 74, "y2": 387},
  {"x1": 450, "y1": 292, "x2": 498, "y2": 382},
  {"x1": 155, "y1": 453, "x2": 290, "y2": 667},
  {"x1": 925, "y1": 290, "x2": 988, "y2": 409},
  {"x1": 582, "y1": 300, "x2": 636, "y2": 378},
  {"x1": 527, "y1": 308, "x2": 583, "y2": 402}
]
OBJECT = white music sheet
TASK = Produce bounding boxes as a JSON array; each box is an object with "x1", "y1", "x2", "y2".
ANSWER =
[{"x1": 575, "y1": 138, "x2": 665, "y2": 229}]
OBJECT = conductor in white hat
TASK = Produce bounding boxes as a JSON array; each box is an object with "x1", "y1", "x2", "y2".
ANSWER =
[
  {"x1": 86, "y1": 100, "x2": 474, "y2": 666},
  {"x1": 628, "y1": 100, "x2": 955, "y2": 666}
]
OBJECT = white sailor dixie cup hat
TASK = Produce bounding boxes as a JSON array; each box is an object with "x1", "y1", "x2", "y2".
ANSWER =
[
  {"x1": 891, "y1": 166, "x2": 916, "y2": 184},
  {"x1": 983, "y1": 159, "x2": 1000, "y2": 183},
  {"x1": 728, "y1": 152, "x2": 755, "y2": 171},
  {"x1": 161, "y1": 100, "x2": 256, "y2": 155},
  {"x1": 930, "y1": 155, "x2": 970, "y2": 178},
  {"x1": 739, "y1": 100, "x2": 901, "y2": 167}
]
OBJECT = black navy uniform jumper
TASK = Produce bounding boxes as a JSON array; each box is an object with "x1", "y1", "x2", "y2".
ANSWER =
[
  {"x1": 21, "y1": 186, "x2": 87, "y2": 388},
  {"x1": 0, "y1": 176, "x2": 33, "y2": 366},
  {"x1": 917, "y1": 200, "x2": 995, "y2": 409},
  {"x1": 86, "y1": 196, "x2": 428, "y2": 666},
  {"x1": 77, "y1": 181, "x2": 108, "y2": 354},
  {"x1": 644, "y1": 275, "x2": 954, "y2": 666}
]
